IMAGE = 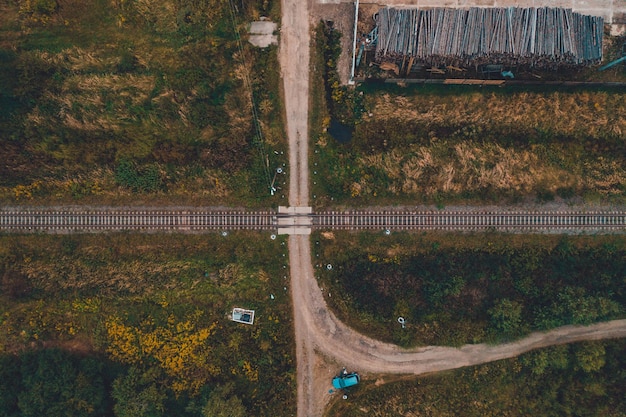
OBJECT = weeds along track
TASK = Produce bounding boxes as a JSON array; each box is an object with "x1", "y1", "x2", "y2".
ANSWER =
[{"x1": 1, "y1": 209, "x2": 625, "y2": 233}]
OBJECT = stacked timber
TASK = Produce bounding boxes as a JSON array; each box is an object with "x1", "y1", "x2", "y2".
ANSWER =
[{"x1": 375, "y1": 7, "x2": 603, "y2": 68}]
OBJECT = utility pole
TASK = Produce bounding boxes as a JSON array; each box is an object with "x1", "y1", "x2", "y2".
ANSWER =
[{"x1": 349, "y1": 0, "x2": 360, "y2": 85}]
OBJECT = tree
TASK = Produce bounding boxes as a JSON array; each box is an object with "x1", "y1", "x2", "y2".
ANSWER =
[
  {"x1": 1, "y1": 269, "x2": 32, "y2": 299},
  {"x1": 521, "y1": 349, "x2": 549, "y2": 376},
  {"x1": 556, "y1": 287, "x2": 621, "y2": 325},
  {"x1": 488, "y1": 298, "x2": 523, "y2": 339},
  {"x1": 574, "y1": 342, "x2": 606, "y2": 373},
  {"x1": 16, "y1": 349, "x2": 106, "y2": 417},
  {"x1": 202, "y1": 385, "x2": 246, "y2": 417},
  {"x1": 112, "y1": 367, "x2": 166, "y2": 417},
  {"x1": 0, "y1": 355, "x2": 21, "y2": 417}
]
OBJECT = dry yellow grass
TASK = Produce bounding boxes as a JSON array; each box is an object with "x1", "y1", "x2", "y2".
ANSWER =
[
  {"x1": 35, "y1": 47, "x2": 120, "y2": 72},
  {"x1": 357, "y1": 142, "x2": 626, "y2": 198},
  {"x1": 0, "y1": 164, "x2": 231, "y2": 203},
  {"x1": 132, "y1": 0, "x2": 177, "y2": 33},
  {"x1": 25, "y1": 74, "x2": 156, "y2": 133},
  {"x1": 20, "y1": 258, "x2": 191, "y2": 295},
  {"x1": 353, "y1": 90, "x2": 626, "y2": 200},
  {"x1": 367, "y1": 91, "x2": 626, "y2": 139},
  {"x1": 1, "y1": 0, "x2": 281, "y2": 207}
]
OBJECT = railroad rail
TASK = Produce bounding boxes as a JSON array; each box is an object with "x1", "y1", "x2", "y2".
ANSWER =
[
  {"x1": 312, "y1": 211, "x2": 626, "y2": 232},
  {"x1": 1, "y1": 209, "x2": 625, "y2": 233},
  {"x1": 0, "y1": 210, "x2": 277, "y2": 232}
]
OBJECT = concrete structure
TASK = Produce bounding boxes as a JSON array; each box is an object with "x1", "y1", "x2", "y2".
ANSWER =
[
  {"x1": 249, "y1": 21, "x2": 278, "y2": 47},
  {"x1": 277, "y1": 206, "x2": 312, "y2": 235},
  {"x1": 231, "y1": 308, "x2": 255, "y2": 325}
]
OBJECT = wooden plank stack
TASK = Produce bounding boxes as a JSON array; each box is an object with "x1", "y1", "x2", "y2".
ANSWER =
[{"x1": 375, "y1": 7, "x2": 603, "y2": 68}]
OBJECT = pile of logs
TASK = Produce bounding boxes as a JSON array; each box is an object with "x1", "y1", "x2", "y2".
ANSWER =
[{"x1": 375, "y1": 7, "x2": 603, "y2": 68}]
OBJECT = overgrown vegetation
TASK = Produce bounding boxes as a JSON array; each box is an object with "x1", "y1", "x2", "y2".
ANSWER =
[
  {"x1": 315, "y1": 21, "x2": 362, "y2": 126},
  {"x1": 0, "y1": 348, "x2": 117, "y2": 417},
  {"x1": 314, "y1": 232, "x2": 626, "y2": 346},
  {"x1": 0, "y1": 232, "x2": 295, "y2": 416},
  {"x1": 326, "y1": 339, "x2": 626, "y2": 417},
  {"x1": 311, "y1": 81, "x2": 626, "y2": 205},
  {"x1": 0, "y1": 0, "x2": 285, "y2": 206}
]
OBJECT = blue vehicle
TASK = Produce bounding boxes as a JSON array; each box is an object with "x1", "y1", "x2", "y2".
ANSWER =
[{"x1": 332, "y1": 369, "x2": 360, "y2": 390}]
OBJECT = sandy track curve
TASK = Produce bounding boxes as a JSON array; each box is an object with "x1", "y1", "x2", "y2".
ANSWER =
[
  {"x1": 290, "y1": 234, "x2": 626, "y2": 415},
  {"x1": 292, "y1": 232, "x2": 626, "y2": 373}
]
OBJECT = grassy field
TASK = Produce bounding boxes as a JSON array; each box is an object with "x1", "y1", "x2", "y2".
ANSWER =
[
  {"x1": 326, "y1": 339, "x2": 626, "y2": 417},
  {"x1": 313, "y1": 85, "x2": 626, "y2": 207},
  {"x1": 0, "y1": 0, "x2": 286, "y2": 206},
  {"x1": 0, "y1": 232, "x2": 294, "y2": 416},
  {"x1": 314, "y1": 231, "x2": 626, "y2": 347}
]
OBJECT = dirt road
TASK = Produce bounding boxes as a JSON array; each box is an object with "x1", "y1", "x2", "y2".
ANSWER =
[
  {"x1": 293, "y1": 234, "x2": 626, "y2": 374},
  {"x1": 280, "y1": 0, "x2": 310, "y2": 208},
  {"x1": 279, "y1": 0, "x2": 316, "y2": 415},
  {"x1": 279, "y1": 2, "x2": 626, "y2": 417}
]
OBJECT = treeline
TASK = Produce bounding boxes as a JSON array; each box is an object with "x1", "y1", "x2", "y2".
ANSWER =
[
  {"x1": 320, "y1": 234, "x2": 626, "y2": 346},
  {"x1": 0, "y1": 348, "x2": 254, "y2": 417},
  {"x1": 314, "y1": 21, "x2": 364, "y2": 127},
  {"x1": 0, "y1": 349, "x2": 115, "y2": 417}
]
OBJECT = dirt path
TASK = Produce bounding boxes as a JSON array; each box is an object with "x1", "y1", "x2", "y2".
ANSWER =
[
  {"x1": 279, "y1": 2, "x2": 626, "y2": 417},
  {"x1": 280, "y1": 0, "x2": 310, "y2": 208},
  {"x1": 279, "y1": 0, "x2": 316, "y2": 415}
]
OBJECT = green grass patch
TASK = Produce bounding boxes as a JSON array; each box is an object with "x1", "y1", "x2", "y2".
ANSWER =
[
  {"x1": 0, "y1": 232, "x2": 295, "y2": 417},
  {"x1": 326, "y1": 339, "x2": 626, "y2": 417},
  {"x1": 314, "y1": 232, "x2": 626, "y2": 346}
]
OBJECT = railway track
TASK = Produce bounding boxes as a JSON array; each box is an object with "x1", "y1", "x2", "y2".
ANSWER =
[
  {"x1": 1, "y1": 209, "x2": 625, "y2": 233},
  {"x1": 0, "y1": 210, "x2": 277, "y2": 232},
  {"x1": 313, "y1": 211, "x2": 626, "y2": 232}
]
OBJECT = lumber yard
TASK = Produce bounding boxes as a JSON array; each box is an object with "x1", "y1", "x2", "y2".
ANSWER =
[{"x1": 375, "y1": 7, "x2": 604, "y2": 69}]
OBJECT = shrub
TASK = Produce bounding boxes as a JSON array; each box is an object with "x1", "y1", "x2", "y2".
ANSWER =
[{"x1": 115, "y1": 159, "x2": 163, "y2": 192}]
